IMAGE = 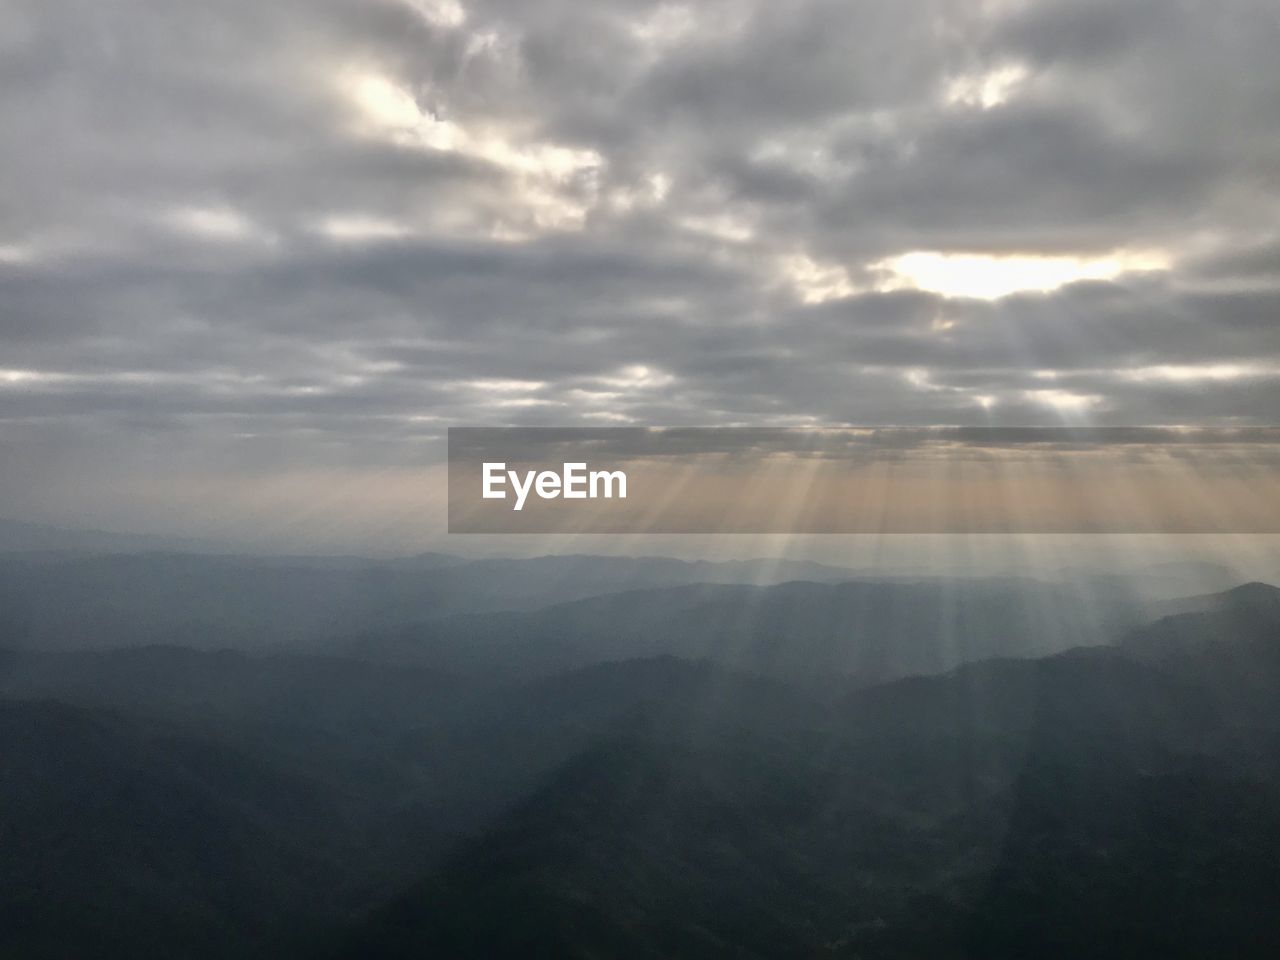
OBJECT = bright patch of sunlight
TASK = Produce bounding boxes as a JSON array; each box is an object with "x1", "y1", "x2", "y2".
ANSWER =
[
  {"x1": 607, "y1": 172, "x2": 671, "y2": 214},
  {"x1": 344, "y1": 72, "x2": 600, "y2": 180},
  {"x1": 1024, "y1": 388, "x2": 1103, "y2": 413},
  {"x1": 316, "y1": 214, "x2": 414, "y2": 242},
  {"x1": 1121, "y1": 363, "x2": 1278, "y2": 383},
  {"x1": 395, "y1": 0, "x2": 466, "y2": 29},
  {"x1": 163, "y1": 205, "x2": 268, "y2": 244},
  {"x1": 593, "y1": 365, "x2": 676, "y2": 390},
  {"x1": 875, "y1": 249, "x2": 1168, "y2": 300},
  {"x1": 0, "y1": 241, "x2": 38, "y2": 264},
  {"x1": 944, "y1": 63, "x2": 1029, "y2": 109},
  {"x1": 343, "y1": 71, "x2": 602, "y2": 235},
  {"x1": 678, "y1": 211, "x2": 755, "y2": 243},
  {"x1": 0, "y1": 368, "x2": 70, "y2": 385},
  {"x1": 781, "y1": 253, "x2": 859, "y2": 303},
  {"x1": 459, "y1": 378, "x2": 549, "y2": 393},
  {"x1": 628, "y1": 4, "x2": 699, "y2": 49}
]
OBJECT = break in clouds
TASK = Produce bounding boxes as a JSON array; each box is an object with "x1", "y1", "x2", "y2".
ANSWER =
[{"x1": 2, "y1": 0, "x2": 1280, "y2": 533}]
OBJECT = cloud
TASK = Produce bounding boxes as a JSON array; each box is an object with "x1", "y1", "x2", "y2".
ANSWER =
[{"x1": 1, "y1": 0, "x2": 1279, "y2": 536}]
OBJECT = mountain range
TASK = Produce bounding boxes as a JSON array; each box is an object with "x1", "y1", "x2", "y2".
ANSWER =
[{"x1": 3, "y1": 570, "x2": 1279, "y2": 957}]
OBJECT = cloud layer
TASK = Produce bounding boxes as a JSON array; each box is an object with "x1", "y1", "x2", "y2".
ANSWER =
[{"x1": 2, "y1": 0, "x2": 1280, "y2": 534}]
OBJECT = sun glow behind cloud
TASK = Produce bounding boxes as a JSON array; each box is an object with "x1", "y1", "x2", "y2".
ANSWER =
[
  {"x1": 1121, "y1": 363, "x2": 1280, "y2": 383},
  {"x1": 943, "y1": 63, "x2": 1030, "y2": 110},
  {"x1": 342, "y1": 71, "x2": 602, "y2": 236},
  {"x1": 875, "y1": 249, "x2": 1170, "y2": 300},
  {"x1": 163, "y1": 205, "x2": 272, "y2": 244}
]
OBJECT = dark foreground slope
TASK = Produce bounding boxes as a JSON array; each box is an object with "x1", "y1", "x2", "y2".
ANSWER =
[{"x1": 0, "y1": 700, "x2": 368, "y2": 960}]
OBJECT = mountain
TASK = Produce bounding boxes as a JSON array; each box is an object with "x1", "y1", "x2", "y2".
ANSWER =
[
  {"x1": 0, "y1": 645, "x2": 461, "y2": 732},
  {"x1": 957, "y1": 585, "x2": 1280, "y2": 958},
  {"x1": 392, "y1": 553, "x2": 865, "y2": 613},
  {"x1": 1122, "y1": 581, "x2": 1280, "y2": 661},
  {"x1": 1060, "y1": 561, "x2": 1248, "y2": 601},
  {"x1": 0, "y1": 517, "x2": 225, "y2": 555},
  {"x1": 0, "y1": 646, "x2": 498, "y2": 862},
  {"x1": 6, "y1": 580, "x2": 1279, "y2": 958},
  {"x1": 335, "y1": 585, "x2": 1280, "y2": 959},
  {"x1": 0, "y1": 699, "x2": 372, "y2": 960},
  {"x1": 336, "y1": 577, "x2": 1158, "y2": 685},
  {"x1": 967, "y1": 760, "x2": 1280, "y2": 959},
  {"x1": 0, "y1": 552, "x2": 862, "y2": 652}
]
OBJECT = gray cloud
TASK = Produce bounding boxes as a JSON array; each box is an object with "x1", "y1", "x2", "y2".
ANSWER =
[{"x1": 2, "y1": 0, "x2": 1279, "y2": 537}]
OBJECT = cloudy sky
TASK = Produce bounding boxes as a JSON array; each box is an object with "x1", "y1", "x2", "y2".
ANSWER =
[{"x1": 2, "y1": 0, "x2": 1280, "y2": 546}]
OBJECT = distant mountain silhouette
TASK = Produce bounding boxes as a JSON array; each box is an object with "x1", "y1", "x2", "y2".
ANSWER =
[
  {"x1": 0, "y1": 517, "x2": 225, "y2": 555},
  {"x1": 338, "y1": 577, "x2": 1158, "y2": 684},
  {"x1": 0, "y1": 645, "x2": 459, "y2": 730},
  {"x1": 0, "y1": 552, "x2": 863, "y2": 652},
  {"x1": 1058, "y1": 561, "x2": 1247, "y2": 601},
  {"x1": 1122, "y1": 581, "x2": 1280, "y2": 660}
]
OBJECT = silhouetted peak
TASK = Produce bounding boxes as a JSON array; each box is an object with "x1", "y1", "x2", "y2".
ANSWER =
[{"x1": 1220, "y1": 581, "x2": 1280, "y2": 609}]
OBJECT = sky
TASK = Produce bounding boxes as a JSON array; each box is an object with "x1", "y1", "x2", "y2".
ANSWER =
[{"x1": 2, "y1": 0, "x2": 1280, "y2": 551}]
